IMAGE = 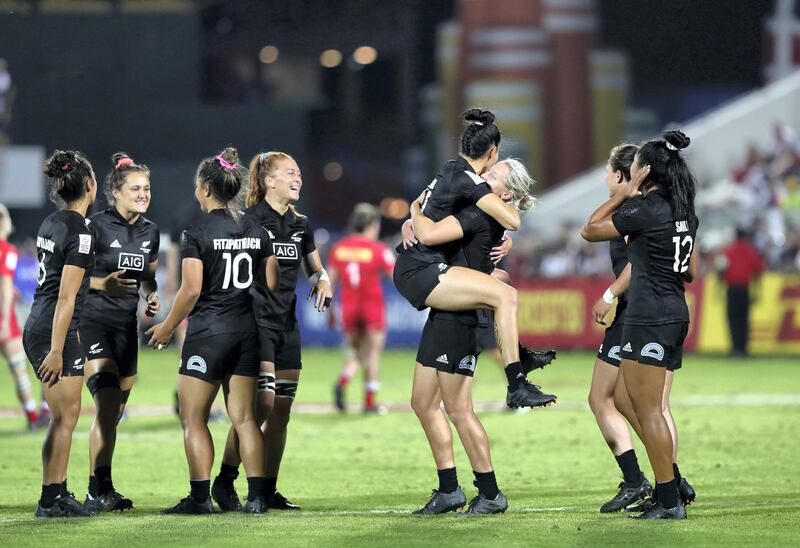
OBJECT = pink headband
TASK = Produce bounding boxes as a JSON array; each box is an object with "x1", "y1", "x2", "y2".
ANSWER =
[
  {"x1": 216, "y1": 155, "x2": 236, "y2": 170},
  {"x1": 61, "y1": 162, "x2": 71, "y2": 171},
  {"x1": 115, "y1": 157, "x2": 134, "y2": 170}
]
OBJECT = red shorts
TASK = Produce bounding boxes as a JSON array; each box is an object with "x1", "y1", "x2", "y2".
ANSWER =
[
  {"x1": 341, "y1": 300, "x2": 386, "y2": 333},
  {"x1": 0, "y1": 308, "x2": 21, "y2": 344}
]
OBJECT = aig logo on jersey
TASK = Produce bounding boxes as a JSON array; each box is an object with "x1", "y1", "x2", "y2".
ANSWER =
[
  {"x1": 273, "y1": 242, "x2": 298, "y2": 261},
  {"x1": 118, "y1": 252, "x2": 145, "y2": 271}
]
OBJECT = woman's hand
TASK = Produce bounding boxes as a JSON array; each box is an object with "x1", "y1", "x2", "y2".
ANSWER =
[
  {"x1": 38, "y1": 350, "x2": 63, "y2": 387},
  {"x1": 490, "y1": 235, "x2": 513, "y2": 264},
  {"x1": 401, "y1": 219, "x2": 417, "y2": 249},
  {"x1": 144, "y1": 292, "x2": 160, "y2": 317},
  {"x1": 622, "y1": 165, "x2": 650, "y2": 199},
  {"x1": 308, "y1": 279, "x2": 333, "y2": 312},
  {"x1": 145, "y1": 322, "x2": 174, "y2": 350},
  {"x1": 592, "y1": 297, "x2": 613, "y2": 326},
  {"x1": 101, "y1": 270, "x2": 138, "y2": 297}
]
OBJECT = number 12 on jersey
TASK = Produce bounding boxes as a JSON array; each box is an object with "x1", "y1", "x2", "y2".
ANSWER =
[{"x1": 672, "y1": 236, "x2": 693, "y2": 273}]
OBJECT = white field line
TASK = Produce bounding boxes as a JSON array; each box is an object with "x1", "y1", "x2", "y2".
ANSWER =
[{"x1": 1, "y1": 393, "x2": 799, "y2": 419}]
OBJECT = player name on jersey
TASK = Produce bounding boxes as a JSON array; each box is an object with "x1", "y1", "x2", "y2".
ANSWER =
[
  {"x1": 212, "y1": 237, "x2": 262, "y2": 251},
  {"x1": 37, "y1": 237, "x2": 55, "y2": 253}
]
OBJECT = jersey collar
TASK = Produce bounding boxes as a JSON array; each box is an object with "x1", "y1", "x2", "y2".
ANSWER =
[
  {"x1": 260, "y1": 199, "x2": 294, "y2": 221},
  {"x1": 107, "y1": 207, "x2": 143, "y2": 226},
  {"x1": 455, "y1": 155, "x2": 476, "y2": 174}
]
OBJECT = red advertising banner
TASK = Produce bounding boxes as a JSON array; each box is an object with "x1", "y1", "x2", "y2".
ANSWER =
[{"x1": 516, "y1": 277, "x2": 703, "y2": 351}]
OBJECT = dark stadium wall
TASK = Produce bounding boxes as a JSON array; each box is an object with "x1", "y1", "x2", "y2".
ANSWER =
[{"x1": 0, "y1": 11, "x2": 308, "y2": 238}]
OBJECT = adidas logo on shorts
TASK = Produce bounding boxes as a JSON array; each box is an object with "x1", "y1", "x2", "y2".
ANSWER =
[
  {"x1": 623, "y1": 342, "x2": 632, "y2": 352},
  {"x1": 110, "y1": 239, "x2": 122, "y2": 248},
  {"x1": 436, "y1": 354, "x2": 449, "y2": 364}
]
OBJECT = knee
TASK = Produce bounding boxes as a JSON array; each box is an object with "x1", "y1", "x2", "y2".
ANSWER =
[
  {"x1": 444, "y1": 405, "x2": 474, "y2": 427},
  {"x1": 268, "y1": 403, "x2": 292, "y2": 429},
  {"x1": 410, "y1": 394, "x2": 435, "y2": 417},
  {"x1": 51, "y1": 404, "x2": 81, "y2": 430},
  {"x1": 588, "y1": 391, "x2": 606, "y2": 415},
  {"x1": 498, "y1": 286, "x2": 518, "y2": 310}
]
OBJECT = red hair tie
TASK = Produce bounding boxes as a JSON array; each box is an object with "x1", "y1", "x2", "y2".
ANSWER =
[
  {"x1": 115, "y1": 157, "x2": 134, "y2": 170},
  {"x1": 61, "y1": 162, "x2": 71, "y2": 171}
]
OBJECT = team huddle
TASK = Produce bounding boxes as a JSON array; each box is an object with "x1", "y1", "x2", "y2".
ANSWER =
[{"x1": 19, "y1": 107, "x2": 698, "y2": 520}]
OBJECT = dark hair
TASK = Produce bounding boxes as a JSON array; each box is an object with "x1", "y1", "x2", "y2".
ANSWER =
[
  {"x1": 637, "y1": 130, "x2": 696, "y2": 221},
  {"x1": 196, "y1": 146, "x2": 245, "y2": 206},
  {"x1": 460, "y1": 108, "x2": 501, "y2": 159},
  {"x1": 43, "y1": 150, "x2": 94, "y2": 205},
  {"x1": 105, "y1": 152, "x2": 150, "y2": 205},
  {"x1": 349, "y1": 203, "x2": 380, "y2": 233},
  {"x1": 608, "y1": 143, "x2": 638, "y2": 181}
]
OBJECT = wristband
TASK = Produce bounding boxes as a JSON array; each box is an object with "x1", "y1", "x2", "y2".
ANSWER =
[{"x1": 602, "y1": 287, "x2": 616, "y2": 305}]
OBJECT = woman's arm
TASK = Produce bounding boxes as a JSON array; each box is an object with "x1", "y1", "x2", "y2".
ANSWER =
[
  {"x1": 410, "y1": 199, "x2": 465, "y2": 246},
  {"x1": 685, "y1": 242, "x2": 700, "y2": 283},
  {"x1": 302, "y1": 250, "x2": 333, "y2": 312},
  {"x1": 146, "y1": 258, "x2": 202, "y2": 347},
  {"x1": 140, "y1": 260, "x2": 160, "y2": 317},
  {"x1": 38, "y1": 265, "x2": 85, "y2": 386},
  {"x1": 475, "y1": 193, "x2": 520, "y2": 231},
  {"x1": 581, "y1": 166, "x2": 650, "y2": 242},
  {"x1": 592, "y1": 263, "x2": 632, "y2": 325}
]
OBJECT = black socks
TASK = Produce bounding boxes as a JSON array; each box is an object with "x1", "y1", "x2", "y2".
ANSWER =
[
  {"x1": 88, "y1": 476, "x2": 99, "y2": 498},
  {"x1": 474, "y1": 470, "x2": 499, "y2": 500},
  {"x1": 265, "y1": 477, "x2": 278, "y2": 498},
  {"x1": 218, "y1": 463, "x2": 239, "y2": 485},
  {"x1": 96, "y1": 466, "x2": 113, "y2": 495},
  {"x1": 40, "y1": 483, "x2": 62, "y2": 508},
  {"x1": 615, "y1": 449, "x2": 645, "y2": 486},
  {"x1": 673, "y1": 462, "x2": 682, "y2": 482},
  {"x1": 437, "y1": 467, "x2": 458, "y2": 494},
  {"x1": 190, "y1": 480, "x2": 210, "y2": 503},
  {"x1": 247, "y1": 477, "x2": 268, "y2": 501},
  {"x1": 655, "y1": 479, "x2": 679, "y2": 509},
  {"x1": 504, "y1": 362, "x2": 525, "y2": 389}
]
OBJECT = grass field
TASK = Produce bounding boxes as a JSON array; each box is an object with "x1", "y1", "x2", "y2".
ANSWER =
[{"x1": 0, "y1": 349, "x2": 798, "y2": 546}]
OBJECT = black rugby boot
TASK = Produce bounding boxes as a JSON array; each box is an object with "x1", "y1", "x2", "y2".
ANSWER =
[
  {"x1": 161, "y1": 496, "x2": 214, "y2": 515},
  {"x1": 242, "y1": 496, "x2": 268, "y2": 515},
  {"x1": 506, "y1": 381, "x2": 556, "y2": 408},
  {"x1": 84, "y1": 490, "x2": 134, "y2": 513},
  {"x1": 460, "y1": 491, "x2": 509, "y2": 515},
  {"x1": 630, "y1": 500, "x2": 686, "y2": 520},
  {"x1": 679, "y1": 477, "x2": 696, "y2": 506},
  {"x1": 211, "y1": 477, "x2": 242, "y2": 512},
  {"x1": 520, "y1": 346, "x2": 557, "y2": 375},
  {"x1": 269, "y1": 491, "x2": 301, "y2": 510},
  {"x1": 600, "y1": 477, "x2": 652, "y2": 513},
  {"x1": 35, "y1": 493, "x2": 91, "y2": 518},
  {"x1": 412, "y1": 487, "x2": 467, "y2": 515}
]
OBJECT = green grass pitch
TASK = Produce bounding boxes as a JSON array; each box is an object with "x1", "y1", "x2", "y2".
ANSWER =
[{"x1": 0, "y1": 349, "x2": 798, "y2": 546}]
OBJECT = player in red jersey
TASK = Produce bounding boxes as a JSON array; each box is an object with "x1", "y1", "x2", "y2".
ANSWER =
[
  {"x1": 328, "y1": 203, "x2": 394, "y2": 413},
  {"x1": 0, "y1": 204, "x2": 46, "y2": 430}
]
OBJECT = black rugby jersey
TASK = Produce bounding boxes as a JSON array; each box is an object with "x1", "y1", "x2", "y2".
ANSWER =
[
  {"x1": 609, "y1": 237, "x2": 628, "y2": 314},
  {"x1": 244, "y1": 201, "x2": 316, "y2": 330},
  {"x1": 612, "y1": 191, "x2": 698, "y2": 326},
  {"x1": 26, "y1": 210, "x2": 95, "y2": 333},
  {"x1": 82, "y1": 208, "x2": 160, "y2": 327},
  {"x1": 454, "y1": 206, "x2": 506, "y2": 275},
  {"x1": 400, "y1": 156, "x2": 492, "y2": 263},
  {"x1": 180, "y1": 208, "x2": 270, "y2": 336}
]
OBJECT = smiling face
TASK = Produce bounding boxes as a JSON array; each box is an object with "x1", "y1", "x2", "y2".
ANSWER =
[
  {"x1": 604, "y1": 162, "x2": 627, "y2": 197},
  {"x1": 266, "y1": 157, "x2": 302, "y2": 203},
  {"x1": 482, "y1": 161, "x2": 513, "y2": 201},
  {"x1": 114, "y1": 172, "x2": 151, "y2": 216}
]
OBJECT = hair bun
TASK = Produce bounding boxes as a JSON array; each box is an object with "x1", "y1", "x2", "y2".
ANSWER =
[
  {"x1": 462, "y1": 108, "x2": 496, "y2": 127},
  {"x1": 44, "y1": 150, "x2": 76, "y2": 178},
  {"x1": 663, "y1": 130, "x2": 690, "y2": 151},
  {"x1": 220, "y1": 146, "x2": 240, "y2": 166}
]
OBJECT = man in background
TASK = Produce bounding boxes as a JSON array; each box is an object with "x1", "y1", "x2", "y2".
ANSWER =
[{"x1": 721, "y1": 228, "x2": 766, "y2": 358}]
